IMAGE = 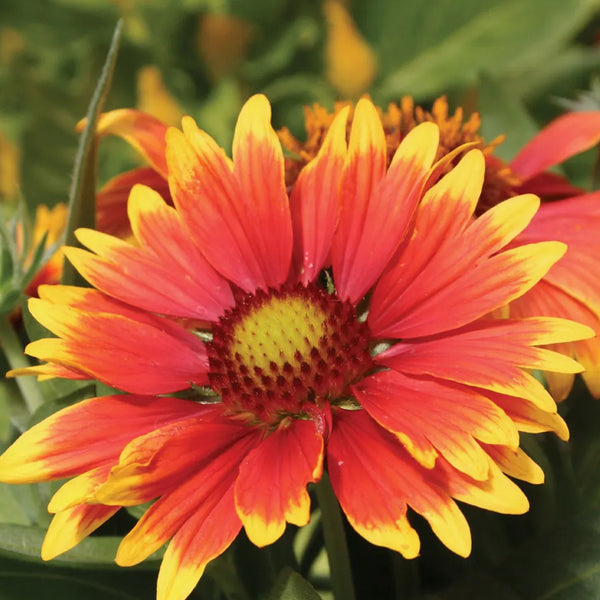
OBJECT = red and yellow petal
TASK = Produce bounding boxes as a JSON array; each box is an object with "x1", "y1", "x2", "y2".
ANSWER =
[
  {"x1": 96, "y1": 166, "x2": 171, "y2": 239},
  {"x1": 379, "y1": 317, "x2": 591, "y2": 412},
  {"x1": 232, "y1": 94, "x2": 293, "y2": 288},
  {"x1": 96, "y1": 410, "x2": 258, "y2": 507},
  {"x1": 25, "y1": 296, "x2": 208, "y2": 394},
  {"x1": 115, "y1": 430, "x2": 258, "y2": 567},
  {"x1": 328, "y1": 409, "x2": 472, "y2": 558},
  {"x1": 352, "y1": 370, "x2": 518, "y2": 480},
  {"x1": 511, "y1": 111, "x2": 600, "y2": 180},
  {"x1": 511, "y1": 278, "x2": 600, "y2": 400},
  {"x1": 289, "y1": 107, "x2": 349, "y2": 284},
  {"x1": 235, "y1": 418, "x2": 323, "y2": 547},
  {"x1": 481, "y1": 444, "x2": 544, "y2": 485},
  {"x1": 48, "y1": 464, "x2": 113, "y2": 512},
  {"x1": 42, "y1": 503, "x2": 120, "y2": 561},
  {"x1": 156, "y1": 483, "x2": 241, "y2": 600},
  {"x1": 331, "y1": 98, "x2": 387, "y2": 302},
  {"x1": 0, "y1": 395, "x2": 207, "y2": 483},
  {"x1": 67, "y1": 186, "x2": 233, "y2": 321},
  {"x1": 333, "y1": 115, "x2": 439, "y2": 303},
  {"x1": 81, "y1": 109, "x2": 169, "y2": 177}
]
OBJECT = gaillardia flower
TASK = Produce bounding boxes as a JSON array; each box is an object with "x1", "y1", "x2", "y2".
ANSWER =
[
  {"x1": 280, "y1": 98, "x2": 600, "y2": 401},
  {"x1": 0, "y1": 95, "x2": 592, "y2": 600}
]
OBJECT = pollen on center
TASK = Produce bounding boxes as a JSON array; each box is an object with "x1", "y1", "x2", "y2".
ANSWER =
[{"x1": 207, "y1": 283, "x2": 372, "y2": 426}]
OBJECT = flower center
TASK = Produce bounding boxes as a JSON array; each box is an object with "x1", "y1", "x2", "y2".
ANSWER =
[{"x1": 208, "y1": 283, "x2": 372, "y2": 427}]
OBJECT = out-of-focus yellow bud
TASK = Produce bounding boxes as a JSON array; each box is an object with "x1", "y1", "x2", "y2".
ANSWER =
[
  {"x1": 136, "y1": 66, "x2": 184, "y2": 127},
  {"x1": 324, "y1": 0, "x2": 377, "y2": 98},
  {"x1": 197, "y1": 13, "x2": 254, "y2": 82},
  {"x1": 0, "y1": 130, "x2": 20, "y2": 201}
]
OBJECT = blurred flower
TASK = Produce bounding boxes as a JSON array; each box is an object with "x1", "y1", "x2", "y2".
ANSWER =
[
  {"x1": 0, "y1": 129, "x2": 20, "y2": 201},
  {"x1": 0, "y1": 202, "x2": 66, "y2": 317},
  {"x1": 0, "y1": 95, "x2": 590, "y2": 600},
  {"x1": 323, "y1": 0, "x2": 377, "y2": 97},
  {"x1": 136, "y1": 66, "x2": 184, "y2": 128},
  {"x1": 280, "y1": 98, "x2": 600, "y2": 401},
  {"x1": 197, "y1": 13, "x2": 254, "y2": 82}
]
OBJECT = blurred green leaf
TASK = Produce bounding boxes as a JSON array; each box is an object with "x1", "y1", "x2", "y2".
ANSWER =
[
  {"x1": 477, "y1": 74, "x2": 539, "y2": 161},
  {"x1": 268, "y1": 568, "x2": 321, "y2": 600},
  {"x1": 499, "y1": 508, "x2": 600, "y2": 599},
  {"x1": 61, "y1": 19, "x2": 122, "y2": 286},
  {"x1": 0, "y1": 553, "x2": 158, "y2": 600},
  {"x1": 375, "y1": 0, "x2": 600, "y2": 102},
  {"x1": 0, "y1": 484, "x2": 33, "y2": 526},
  {"x1": 0, "y1": 522, "x2": 162, "y2": 569}
]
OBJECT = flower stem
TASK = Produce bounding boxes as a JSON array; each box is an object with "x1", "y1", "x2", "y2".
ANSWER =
[
  {"x1": 0, "y1": 317, "x2": 44, "y2": 413},
  {"x1": 315, "y1": 472, "x2": 356, "y2": 600}
]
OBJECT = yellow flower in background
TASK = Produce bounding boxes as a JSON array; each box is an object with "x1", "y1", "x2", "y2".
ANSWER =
[
  {"x1": 197, "y1": 13, "x2": 254, "y2": 82},
  {"x1": 136, "y1": 66, "x2": 184, "y2": 128},
  {"x1": 0, "y1": 129, "x2": 20, "y2": 201},
  {"x1": 323, "y1": 0, "x2": 377, "y2": 97}
]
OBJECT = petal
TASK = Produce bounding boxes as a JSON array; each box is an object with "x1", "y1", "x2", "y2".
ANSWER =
[
  {"x1": 516, "y1": 191, "x2": 600, "y2": 319},
  {"x1": 436, "y1": 455, "x2": 529, "y2": 515},
  {"x1": 372, "y1": 240, "x2": 567, "y2": 339},
  {"x1": 511, "y1": 111, "x2": 600, "y2": 180},
  {"x1": 488, "y1": 391, "x2": 569, "y2": 440},
  {"x1": 511, "y1": 278, "x2": 600, "y2": 400},
  {"x1": 82, "y1": 109, "x2": 169, "y2": 177},
  {"x1": 328, "y1": 409, "x2": 472, "y2": 559},
  {"x1": 235, "y1": 418, "x2": 323, "y2": 547},
  {"x1": 96, "y1": 409, "x2": 257, "y2": 507},
  {"x1": 96, "y1": 167, "x2": 171, "y2": 238},
  {"x1": 330, "y1": 98, "x2": 386, "y2": 301},
  {"x1": 289, "y1": 107, "x2": 349, "y2": 284},
  {"x1": 42, "y1": 504, "x2": 120, "y2": 561},
  {"x1": 481, "y1": 444, "x2": 544, "y2": 485},
  {"x1": 67, "y1": 186, "x2": 233, "y2": 320},
  {"x1": 115, "y1": 426, "x2": 258, "y2": 567},
  {"x1": 26, "y1": 295, "x2": 208, "y2": 394},
  {"x1": 0, "y1": 395, "x2": 207, "y2": 483},
  {"x1": 378, "y1": 318, "x2": 591, "y2": 412},
  {"x1": 156, "y1": 483, "x2": 241, "y2": 600},
  {"x1": 368, "y1": 150, "x2": 485, "y2": 335},
  {"x1": 232, "y1": 94, "x2": 293, "y2": 287},
  {"x1": 333, "y1": 118, "x2": 439, "y2": 303},
  {"x1": 353, "y1": 370, "x2": 518, "y2": 480},
  {"x1": 48, "y1": 464, "x2": 113, "y2": 512},
  {"x1": 167, "y1": 98, "x2": 292, "y2": 293}
]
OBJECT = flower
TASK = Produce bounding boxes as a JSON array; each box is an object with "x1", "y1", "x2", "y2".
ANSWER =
[
  {"x1": 280, "y1": 97, "x2": 600, "y2": 401},
  {"x1": 0, "y1": 95, "x2": 591, "y2": 600}
]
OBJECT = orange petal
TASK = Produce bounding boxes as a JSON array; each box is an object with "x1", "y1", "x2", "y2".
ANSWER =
[
  {"x1": 42, "y1": 504, "x2": 120, "y2": 560},
  {"x1": 96, "y1": 166, "x2": 171, "y2": 238},
  {"x1": 235, "y1": 419, "x2": 323, "y2": 547},
  {"x1": 331, "y1": 97, "x2": 387, "y2": 302},
  {"x1": 379, "y1": 317, "x2": 591, "y2": 412},
  {"x1": 26, "y1": 295, "x2": 208, "y2": 394},
  {"x1": 232, "y1": 94, "x2": 293, "y2": 287},
  {"x1": 328, "y1": 409, "x2": 472, "y2": 558},
  {"x1": 353, "y1": 370, "x2": 518, "y2": 480},
  {"x1": 156, "y1": 483, "x2": 241, "y2": 600},
  {"x1": 511, "y1": 111, "x2": 600, "y2": 180},
  {"x1": 289, "y1": 107, "x2": 349, "y2": 284},
  {"x1": 80, "y1": 109, "x2": 169, "y2": 177},
  {"x1": 0, "y1": 395, "x2": 207, "y2": 484},
  {"x1": 481, "y1": 444, "x2": 544, "y2": 485}
]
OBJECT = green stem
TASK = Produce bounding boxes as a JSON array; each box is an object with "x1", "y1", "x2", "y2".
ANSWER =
[
  {"x1": 0, "y1": 317, "x2": 44, "y2": 413},
  {"x1": 314, "y1": 473, "x2": 356, "y2": 600}
]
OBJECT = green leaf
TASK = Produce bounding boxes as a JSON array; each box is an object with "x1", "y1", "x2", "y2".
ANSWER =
[
  {"x1": 61, "y1": 19, "x2": 122, "y2": 286},
  {"x1": 0, "y1": 554, "x2": 159, "y2": 600},
  {"x1": 0, "y1": 522, "x2": 162, "y2": 569},
  {"x1": 498, "y1": 508, "x2": 600, "y2": 599},
  {"x1": 375, "y1": 0, "x2": 600, "y2": 102},
  {"x1": 268, "y1": 568, "x2": 321, "y2": 600},
  {"x1": 476, "y1": 74, "x2": 539, "y2": 161},
  {"x1": 0, "y1": 484, "x2": 33, "y2": 526}
]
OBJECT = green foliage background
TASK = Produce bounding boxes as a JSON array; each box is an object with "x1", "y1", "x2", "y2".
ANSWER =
[{"x1": 1, "y1": 0, "x2": 600, "y2": 598}]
